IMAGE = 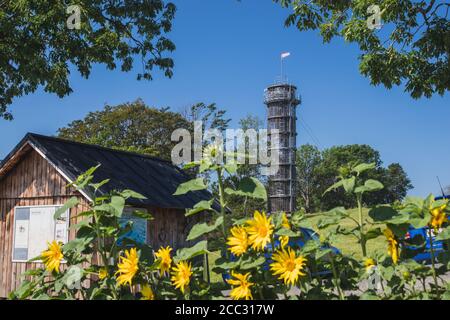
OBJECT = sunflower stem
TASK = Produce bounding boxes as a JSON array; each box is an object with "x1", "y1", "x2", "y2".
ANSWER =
[
  {"x1": 357, "y1": 195, "x2": 367, "y2": 257},
  {"x1": 216, "y1": 167, "x2": 229, "y2": 259},
  {"x1": 329, "y1": 253, "x2": 345, "y2": 300},
  {"x1": 428, "y1": 233, "x2": 440, "y2": 298}
]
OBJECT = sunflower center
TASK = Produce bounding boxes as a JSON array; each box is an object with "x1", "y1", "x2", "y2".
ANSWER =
[
  {"x1": 285, "y1": 260, "x2": 296, "y2": 272},
  {"x1": 258, "y1": 226, "x2": 268, "y2": 237}
]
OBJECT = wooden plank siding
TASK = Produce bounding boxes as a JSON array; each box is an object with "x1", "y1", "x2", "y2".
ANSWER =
[
  {"x1": 0, "y1": 148, "x2": 199, "y2": 297},
  {"x1": 0, "y1": 149, "x2": 88, "y2": 297}
]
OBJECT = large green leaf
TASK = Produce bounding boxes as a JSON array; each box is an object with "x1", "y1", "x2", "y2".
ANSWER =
[
  {"x1": 71, "y1": 165, "x2": 100, "y2": 190},
  {"x1": 352, "y1": 162, "x2": 376, "y2": 175},
  {"x1": 54, "y1": 197, "x2": 78, "y2": 220},
  {"x1": 223, "y1": 162, "x2": 238, "y2": 175},
  {"x1": 174, "y1": 178, "x2": 207, "y2": 195},
  {"x1": 187, "y1": 216, "x2": 224, "y2": 241},
  {"x1": 89, "y1": 179, "x2": 110, "y2": 192},
  {"x1": 315, "y1": 248, "x2": 333, "y2": 260},
  {"x1": 213, "y1": 257, "x2": 240, "y2": 271},
  {"x1": 317, "y1": 216, "x2": 341, "y2": 229},
  {"x1": 354, "y1": 179, "x2": 384, "y2": 194},
  {"x1": 275, "y1": 228, "x2": 300, "y2": 237},
  {"x1": 13, "y1": 280, "x2": 33, "y2": 299},
  {"x1": 325, "y1": 207, "x2": 349, "y2": 218},
  {"x1": 186, "y1": 199, "x2": 215, "y2": 217},
  {"x1": 369, "y1": 206, "x2": 398, "y2": 222},
  {"x1": 342, "y1": 176, "x2": 356, "y2": 193},
  {"x1": 365, "y1": 227, "x2": 382, "y2": 240},
  {"x1": 386, "y1": 212, "x2": 410, "y2": 225},
  {"x1": 436, "y1": 227, "x2": 450, "y2": 241},
  {"x1": 110, "y1": 196, "x2": 125, "y2": 217},
  {"x1": 323, "y1": 180, "x2": 344, "y2": 195},
  {"x1": 239, "y1": 256, "x2": 266, "y2": 270},
  {"x1": 225, "y1": 177, "x2": 267, "y2": 201},
  {"x1": 63, "y1": 237, "x2": 93, "y2": 254},
  {"x1": 120, "y1": 189, "x2": 147, "y2": 200},
  {"x1": 174, "y1": 240, "x2": 208, "y2": 262},
  {"x1": 409, "y1": 214, "x2": 430, "y2": 229}
]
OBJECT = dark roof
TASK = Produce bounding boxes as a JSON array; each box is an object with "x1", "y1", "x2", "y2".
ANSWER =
[{"x1": 0, "y1": 133, "x2": 212, "y2": 209}]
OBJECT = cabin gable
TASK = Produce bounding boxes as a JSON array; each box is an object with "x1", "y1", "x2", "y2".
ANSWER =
[{"x1": 0, "y1": 148, "x2": 89, "y2": 297}]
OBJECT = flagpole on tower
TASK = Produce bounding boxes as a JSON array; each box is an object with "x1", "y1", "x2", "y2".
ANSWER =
[
  {"x1": 280, "y1": 52, "x2": 290, "y2": 83},
  {"x1": 281, "y1": 56, "x2": 283, "y2": 82}
]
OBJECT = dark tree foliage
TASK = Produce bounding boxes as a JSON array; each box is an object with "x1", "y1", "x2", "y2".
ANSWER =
[
  {"x1": 296, "y1": 144, "x2": 413, "y2": 212},
  {"x1": 57, "y1": 99, "x2": 190, "y2": 161},
  {"x1": 180, "y1": 102, "x2": 232, "y2": 133},
  {"x1": 0, "y1": 0, "x2": 176, "y2": 119},
  {"x1": 276, "y1": 0, "x2": 449, "y2": 99}
]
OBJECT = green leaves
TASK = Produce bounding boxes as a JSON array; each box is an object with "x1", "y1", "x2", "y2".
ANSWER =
[
  {"x1": 187, "y1": 216, "x2": 224, "y2": 241},
  {"x1": 110, "y1": 196, "x2": 125, "y2": 217},
  {"x1": 369, "y1": 206, "x2": 398, "y2": 222},
  {"x1": 174, "y1": 240, "x2": 208, "y2": 263},
  {"x1": 225, "y1": 177, "x2": 267, "y2": 201},
  {"x1": 1, "y1": 1, "x2": 177, "y2": 120},
  {"x1": 436, "y1": 228, "x2": 450, "y2": 241},
  {"x1": 186, "y1": 200, "x2": 215, "y2": 217},
  {"x1": 275, "y1": 228, "x2": 300, "y2": 237},
  {"x1": 120, "y1": 190, "x2": 147, "y2": 200},
  {"x1": 174, "y1": 178, "x2": 207, "y2": 195},
  {"x1": 70, "y1": 165, "x2": 100, "y2": 191},
  {"x1": 352, "y1": 162, "x2": 376, "y2": 175},
  {"x1": 365, "y1": 228, "x2": 382, "y2": 241},
  {"x1": 342, "y1": 176, "x2": 356, "y2": 193},
  {"x1": 276, "y1": 0, "x2": 449, "y2": 99},
  {"x1": 239, "y1": 256, "x2": 266, "y2": 270},
  {"x1": 54, "y1": 197, "x2": 78, "y2": 220},
  {"x1": 323, "y1": 180, "x2": 343, "y2": 195},
  {"x1": 63, "y1": 238, "x2": 92, "y2": 255},
  {"x1": 354, "y1": 179, "x2": 384, "y2": 194}
]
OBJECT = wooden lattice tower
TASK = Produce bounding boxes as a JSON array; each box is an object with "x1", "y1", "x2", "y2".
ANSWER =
[{"x1": 264, "y1": 83, "x2": 300, "y2": 213}]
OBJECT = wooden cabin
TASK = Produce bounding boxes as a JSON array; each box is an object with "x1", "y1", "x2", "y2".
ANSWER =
[{"x1": 0, "y1": 133, "x2": 211, "y2": 297}]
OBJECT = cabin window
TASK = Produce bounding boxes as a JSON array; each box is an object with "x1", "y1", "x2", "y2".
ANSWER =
[
  {"x1": 12, "y1": 206, "x2": 69, "y2": 262},
  {"x1": 118, "y1": 208, "x2": 148, "y2": 245}
]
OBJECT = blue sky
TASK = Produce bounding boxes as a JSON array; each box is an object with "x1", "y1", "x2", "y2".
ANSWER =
[{"x1": 1, "y1": 0, "x2": 449, "y2": 196}]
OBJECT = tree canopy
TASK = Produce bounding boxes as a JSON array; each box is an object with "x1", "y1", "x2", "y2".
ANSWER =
[
  {"x1": 296, "y1": 144, "x2": 413, "y2": 212},
  {"x1": 276, "y1": 0, "x2": 449, "y2": 99},
  {"x1": 57, "y1": 100, "x2": 190, "y2": 161},
  {"x1": 0, "y1": 0, "x2": 176, "y2": 120}
]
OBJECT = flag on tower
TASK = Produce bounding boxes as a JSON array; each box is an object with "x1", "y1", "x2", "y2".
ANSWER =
[{"x1": 281, "y1": 52, "x2": 291, "y2": 59}]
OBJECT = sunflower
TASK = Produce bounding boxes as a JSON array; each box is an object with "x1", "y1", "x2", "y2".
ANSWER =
[
  {"x1": 140, "y1": 284, "x2": 155, "y2": 300},
  {"x1": 115, "y1": 248, "x2": 139, "y2": 287},
  {"x1": 280, "y1": 212, "x2": 291, "y2": 248},
  {"x1": 246, "y1": 211, "x2": 274, "y2": 251},
  {"x1": 98, "y1": 267, "x2": 108, "y2": 280},
  {"x1": 364, "y1": 258, "x2": 377, "y2": 273},
  {"x1": 384, "y1": 228, "x2": 399, "y2": 264},
  {"x1": 270, "y1": 247, "x2": 307, "y2": 286},
  {"x1": 227, "y1": 271, "x2": 254, "y2": 300},
  {"x1": 202, "y1": 142, "x2": 223, "y2": 165},
  {"x1": 154, "y1": 246, "x2": 173, "y2": 275},
  {"x1": 171, "y1": 261, "x2": 192, "y2": 294},
  {"x1": 41, "y1": 240, "x2": 64, "y2": 273},
  {"x1": 227, "y1": 226, "x2": 249, "y2": 256},
  {"x1": 430, "y1": 203, "x2": 448, "y2": 230}
]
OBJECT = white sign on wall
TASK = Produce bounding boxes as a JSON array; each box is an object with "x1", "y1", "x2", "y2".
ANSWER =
[{"x1": 12, "y1": 206, "x2": 69, "y2": 262}]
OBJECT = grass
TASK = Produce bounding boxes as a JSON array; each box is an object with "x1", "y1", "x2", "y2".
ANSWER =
[
  {"x1": 301, "y1": 207, "x2": 387, "y2": 260},
  {"x1": 206, "y1": 207, "x2": 388, "y2": 284}
]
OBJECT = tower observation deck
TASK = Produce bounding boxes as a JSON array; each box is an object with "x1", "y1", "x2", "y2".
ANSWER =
[{"x1": 264, "y1": 83, "x2": 300, "y2": 213}]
